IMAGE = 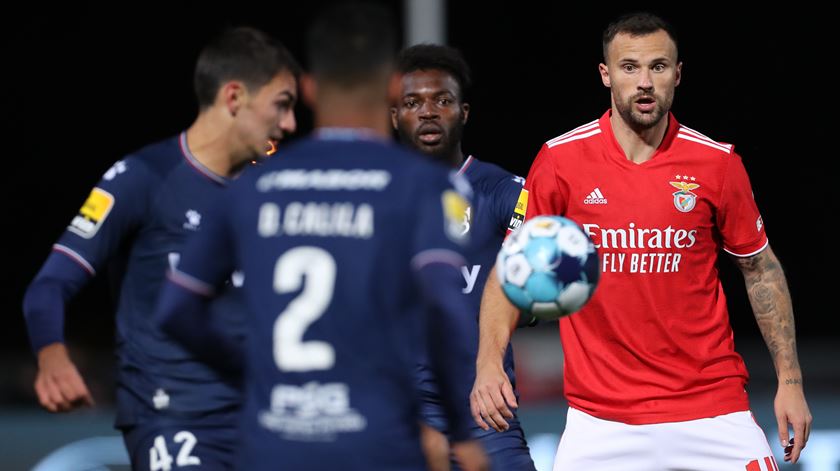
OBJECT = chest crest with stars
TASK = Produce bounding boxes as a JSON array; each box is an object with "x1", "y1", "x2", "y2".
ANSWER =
[{"x1": 670, "y1": 175, "x2": 700, "y2": 213}]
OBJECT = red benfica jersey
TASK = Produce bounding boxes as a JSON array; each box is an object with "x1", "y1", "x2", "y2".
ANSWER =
[{"x1": 522, "y1": 111, "x2": 768, "y2": 424}]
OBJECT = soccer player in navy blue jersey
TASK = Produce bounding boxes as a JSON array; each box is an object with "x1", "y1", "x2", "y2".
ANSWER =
[
  {"x1": 22, "y1": 27, "x2": 299, "y2": 469},
  {"x1": 392, "y1": 44, "x2": 537, "y2": 471},
  {"x1": 154, "y1": 4, "x2": 488, "y2": 471}
]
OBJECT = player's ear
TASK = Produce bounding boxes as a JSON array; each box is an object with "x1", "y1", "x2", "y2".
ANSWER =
[
  {"x1": 461, "y1": 102, "x2": 470, "y2": 125},
  {"x1": 675, "y1": 61, "x2": 683, "y2": 87},
  {"x1": 388, "y1": 73, "x2": 403, "y2": 104},
  {"x1": 599, "y1": 63, "x2": 611, "y2": 88},
  {"x1": 220, "y1": 81, "x2": 247, "y2": 116},
  {"x1": 301, "y1": 74, "x2": 317, "y2": 108},
  {"x1": 390, "y1": 105, "x2": 399, "y2": 131}
]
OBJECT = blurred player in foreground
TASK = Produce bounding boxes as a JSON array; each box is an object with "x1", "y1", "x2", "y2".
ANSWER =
[
  {"x1": 23, "y1": 27, "x2": 299, "y2": 468},
  {"x1": 155, "y1": 3, "x2": 488, "y2": 470}
]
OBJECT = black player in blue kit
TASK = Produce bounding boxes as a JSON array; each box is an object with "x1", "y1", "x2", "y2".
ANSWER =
[
  {"x1": 22, "y1": 27, "x2": 299, "y2": 469},
  {"x1": 154, "y1": 4, "x2": 488, "y2": 471},
  {"x1": 392, "y1": 44, "x2": 537, "y2": 470}
]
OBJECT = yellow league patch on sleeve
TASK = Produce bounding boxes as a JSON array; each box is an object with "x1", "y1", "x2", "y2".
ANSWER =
[
  {"x1": 507, "y1": 188, "x2": 528, "y2": 232},
  {"x1": 68, "y1": 187, "x2": 115, "y2": 239},
  {"x1": 442, "y1": 189, "x2": 469, "y2": 243}
]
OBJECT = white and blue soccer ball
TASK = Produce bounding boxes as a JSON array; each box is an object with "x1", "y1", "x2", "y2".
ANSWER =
[{"x1": 496, "y1": 216, "x2": 600, "y2": 321}]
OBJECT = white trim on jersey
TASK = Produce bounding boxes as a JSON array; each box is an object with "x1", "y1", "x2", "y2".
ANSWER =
[
  {"x1": 677, "y1": 133, "x2": 733, "y2": 154},
  {"x1": 723, "y1": 239, "x2": 769, "y2": 258},
  {"x1": 411, "y1": 249, "x2": 466, "y2": 271},
  {"x1": 547, "y1": 120, "x2": 600, "y2": 146},
  {"x1": 168, "y1": 268, "x2": 216, "y2": 297},
  {"x1": 679, "y1": 125, "x2": 734, "y2": 149},
  {"x1": 548, "y1": 128, "x2": 602, "y2": 148},
  {"x1": 53, "y1": 244, "x2": 96, "y2": 275},
  {"x1": 179, "y1": 132, "x2": 229, "y2": 185},
  {"x1": 457, "y1": 155, "x2": 474, "y2": 176},
  {"x1": 677, "y1": 126, "x2": 734, "y2": 154}
]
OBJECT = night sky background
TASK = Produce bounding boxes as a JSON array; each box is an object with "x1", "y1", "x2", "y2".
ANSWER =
[{"x1": 3, "y1": 2, "x2": 834, "y2": 393}]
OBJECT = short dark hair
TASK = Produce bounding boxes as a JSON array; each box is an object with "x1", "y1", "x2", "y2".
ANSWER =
[
  {"x1": 194, "y1": 26, "x2": 301, "y2": 109},
  {"x1": 602, "y1": 12, "x2": 678, "y2": 62},
  {"x1": 306, "y1": 2, "x2": 397, "y2": 86},
  {"x1": 396, "y1": 44, "x2": 472, "y2": 101}
]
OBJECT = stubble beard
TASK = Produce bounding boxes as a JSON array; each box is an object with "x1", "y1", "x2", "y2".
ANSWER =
[{"x1": 615, "y1": 91, "x2": 673, "y2": 132}]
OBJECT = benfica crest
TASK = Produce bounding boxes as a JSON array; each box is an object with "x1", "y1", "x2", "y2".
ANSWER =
[{"x1": 670, "y1": 178, "x2": 700, "y2": 212}]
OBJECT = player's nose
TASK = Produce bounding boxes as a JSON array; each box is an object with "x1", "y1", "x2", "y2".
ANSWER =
[
  {"x1": 418, "y1": 100, "x2": 439, "y2": 119},
  {"x1": 637, "y1": 69, "x2": 653, "y2": 90},
  {"x1": 279, "y1": 111, "x2": 297, "y2": 135}
]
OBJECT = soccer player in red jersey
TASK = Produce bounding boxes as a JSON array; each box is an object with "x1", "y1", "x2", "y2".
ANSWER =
[{"x1": 470, "y1": 12, "x2": 812, "y2": 470}]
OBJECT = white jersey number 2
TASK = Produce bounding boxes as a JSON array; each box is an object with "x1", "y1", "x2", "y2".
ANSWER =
[{"x1": 273, "y1": 247, "x2": 336, "y2": 372}]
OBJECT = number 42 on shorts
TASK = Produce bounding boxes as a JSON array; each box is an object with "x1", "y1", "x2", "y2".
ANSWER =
[{"x1": 149, "y1": 431, "x2": 200, "y2": 471}]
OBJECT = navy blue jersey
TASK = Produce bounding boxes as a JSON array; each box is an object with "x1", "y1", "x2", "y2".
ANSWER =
[
  {"x1": 458, "y1": 156, "x2": 524, "y2": 390},
  {"x1": 417, "y1": 157, "x2": 534, "y2": 469},
  {"x1": 158, "y1": 130, "x2": 475, "y2": 470},
  {"x1": 417, "y1": 156, "x2": 524, "y2": 401},
  {"x1": 36, "y1": 133, "x2": 244, "y2": 427}
]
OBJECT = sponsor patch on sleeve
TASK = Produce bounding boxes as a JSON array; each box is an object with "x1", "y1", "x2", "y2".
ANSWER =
[
  {"x1": 507, "y1": 188, "x2": 528, "y2": 233},
  {"x1": 442, "y1": 189, "x2": 469, "y2": 244},
  {"x1": 68, "y1": 187, "x2": 115, "y2": 239}
]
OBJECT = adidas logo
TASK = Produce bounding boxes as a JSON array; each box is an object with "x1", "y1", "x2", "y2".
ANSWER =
[{"x1": 584, "y1": 188, "x2": 608, "y2": 205}]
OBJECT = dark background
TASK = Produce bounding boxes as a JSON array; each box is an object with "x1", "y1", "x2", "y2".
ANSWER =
[{"x1": 3, "y1": 2, "x2": 835, "y2": 404}]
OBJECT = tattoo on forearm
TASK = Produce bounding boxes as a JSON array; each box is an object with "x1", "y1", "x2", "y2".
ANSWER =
[
  {"x1": 784, "y1": 378, "x2": 802, "y2": 385},
  {"x1": 735, "y1": 249, "x2": 801, "y2": 375}
]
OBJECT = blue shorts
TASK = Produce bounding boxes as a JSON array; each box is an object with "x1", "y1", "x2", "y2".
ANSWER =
[
  {"x1": 121, "y1": 416, "x2": 238, "y2": 470},
  {"x1": 421, "y1": 402, "x2": 536, "y2": 471}
]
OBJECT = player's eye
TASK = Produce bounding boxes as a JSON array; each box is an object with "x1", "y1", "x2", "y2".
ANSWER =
[
  {"x1": 404, "y1": 99, "x2": 418, "y2": 109},
  {"x1": 622, "y1": 64, "x2": 636, "y2": 73},
  {"x1": 652, "y1": 64, "x2": 666, "y2": 72},
  {"x1": 438, "y1": 97, "x2": 453, "y2": 106}
]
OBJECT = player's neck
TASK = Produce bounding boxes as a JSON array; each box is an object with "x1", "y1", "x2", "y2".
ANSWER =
[
  {"x1": 609, "y1": 109, "x2": 669, "y2": 164},
  {"x1": 315, "y1": 108, "x2": 391, "y2": 138},
  {"x1": 185, "y1": 113, "x2": 240, "y2": 177},
  {"x1": 451, "y1": 148, "x2": 465, "y2": 169},
  {"x1": 314, "y1": 86, "x2": 392, "y2": 138}
]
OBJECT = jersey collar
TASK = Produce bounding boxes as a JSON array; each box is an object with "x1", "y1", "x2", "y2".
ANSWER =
[
  {"x1": 314, "y1": 127, "x2": 388, "y2": 143},
  {"x1": 599, "y1": 110, "x2": 680, "y2": 168},
  {"x1": 457, "y1": 155, "x2": 475, "y2": 176},
  {"x1": 178, "y1": 132, "x2": 229, "y2": 186}
]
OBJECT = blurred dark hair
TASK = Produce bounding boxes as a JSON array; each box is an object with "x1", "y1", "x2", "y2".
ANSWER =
[
  {"x1": 194, "y1": 26, "x2": 300, "y2": 109},
  {"x1": 306, "y1": 2, "x2": 397, "y2": 86}
]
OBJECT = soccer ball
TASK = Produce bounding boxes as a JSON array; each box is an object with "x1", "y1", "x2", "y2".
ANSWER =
[{"x1": 496, "y1": 216, "x2": 600, "y2": 321}]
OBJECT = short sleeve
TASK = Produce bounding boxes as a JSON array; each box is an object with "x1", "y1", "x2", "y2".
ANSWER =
[
  {"x1": 492, "y1": 172, "x2": 525, "y2": 235},
  {"x1": 718, "y1": 154, "x2": 768, "y2": 257},
  {"x1": 54, "y1": 158, "x2": 151, "y2": 272},
  {"x1": 508, "y1": 144, "x2": 568, "y2": 235},
  {"x1": 411, "y1": 168, "x2": 470, "y2": 270}
]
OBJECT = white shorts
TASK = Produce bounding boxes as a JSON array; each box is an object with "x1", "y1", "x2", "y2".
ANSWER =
[{"x1": 553, "y1": 407, "x2": 779, "y2": 471}]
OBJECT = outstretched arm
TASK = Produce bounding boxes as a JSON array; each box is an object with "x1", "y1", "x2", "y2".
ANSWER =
[
  {"x1": 732, "y1": 246, "x2": 812, "y2": 463},
  {"x1": 470, "y1": 266, "x2": 521, "y2": 432}
]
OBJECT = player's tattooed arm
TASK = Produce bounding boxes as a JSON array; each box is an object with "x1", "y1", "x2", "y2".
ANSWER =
[
  {"x1": 732, "y1": 246, "x2": 801, "y2": 379},
  {"x1": 733, "y1": 245, "x2": 812, "y2": 463}
]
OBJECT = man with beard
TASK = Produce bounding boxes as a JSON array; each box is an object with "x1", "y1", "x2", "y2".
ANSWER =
[
  {"x1": 471, "y1": 12, "x2": 813, "y2": 470},
  {"x1": 392, "y1": 44, "x2": 536, "y2": 471}
]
